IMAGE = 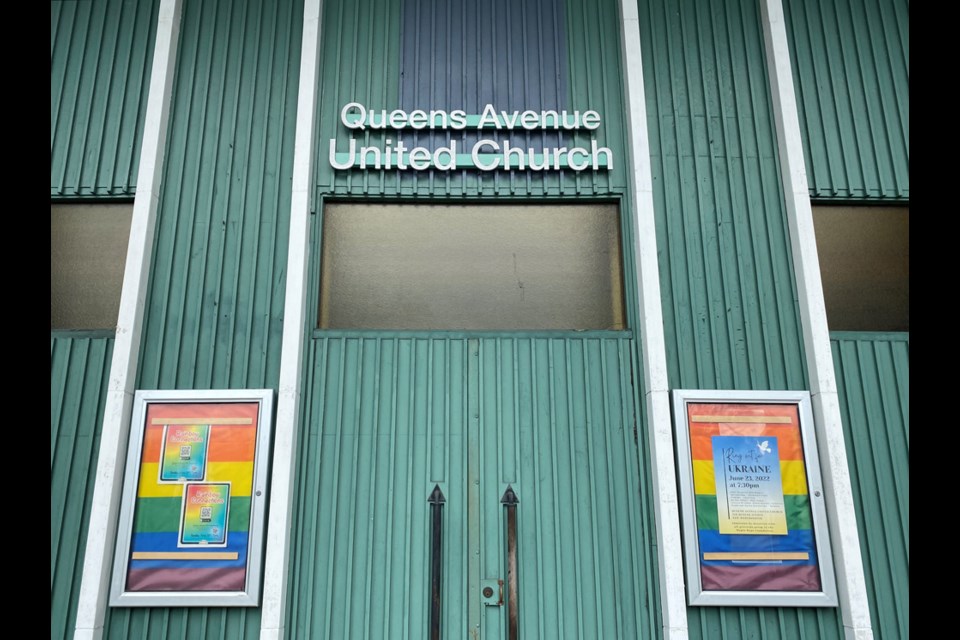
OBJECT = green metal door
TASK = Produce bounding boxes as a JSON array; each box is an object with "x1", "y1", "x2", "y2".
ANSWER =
[
  {"x1": 289, "y1": 335, "x2": 651, "y2": 639},
  {"x1": 472, "y1": 337, "x2": 650, "y2": 639},
  {"x1": 289, "y1": 336, "x2": 470, "y2": 638}
]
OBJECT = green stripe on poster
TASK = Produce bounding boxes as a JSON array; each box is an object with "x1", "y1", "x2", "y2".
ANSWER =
[
  {"x1": 132, "y1": 497, "x2": 251, "y2": 533},
  {"x1": 227, "y1": 497, "x2": 251, "y2": 532},
  {"x1": 695, "y1": 494, "x2": 813, "y2": 531}
]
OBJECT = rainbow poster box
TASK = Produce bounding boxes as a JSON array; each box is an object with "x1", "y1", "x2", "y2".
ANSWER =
[
  {"x1": 671, "y1": 390, "x2": 839, "y2": 607},
  {"x1": 110, "y1": 389, "x2": 273, "y2": 607}
]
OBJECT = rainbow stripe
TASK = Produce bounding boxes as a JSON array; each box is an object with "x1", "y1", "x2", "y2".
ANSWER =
[
  {"x1": 125, "y1": 403, "x2": 259, "y2": 592},
  {"x1": 688, "y1": 403, "x2": 822, "y2": 592}
]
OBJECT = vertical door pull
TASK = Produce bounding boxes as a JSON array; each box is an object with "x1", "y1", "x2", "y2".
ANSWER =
[
  {"x1": 501, "y1": 485, "x2": 519, "y2": 640},
  {"x1": 428, "y1": 485, "x2": 445, "y2": 640}
]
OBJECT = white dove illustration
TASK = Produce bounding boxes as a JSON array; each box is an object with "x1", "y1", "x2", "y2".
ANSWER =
[{"x1": 757, "y1": 440, "x2": 772, "y2": 455}]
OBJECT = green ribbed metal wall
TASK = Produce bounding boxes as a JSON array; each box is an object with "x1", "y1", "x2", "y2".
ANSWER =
[
  {"x1": 51, "y1": 2, "x2": 158, "y2": 636},
  {"x1": 132, "y1": 0, "x2": 302, "y2": 392},
  {"x1": 288, "y1": 335, "x2": 659, "y2": 639},
  {"x1": 638, "y1": 0, "x2": 842, "y2": 636},
  {"x1": 288, "y1": 336, "x2": 470, "y2": 638},
  {"x1": 832, "y1": 332, "x2": 909, "y2": 640},
  {"x1": 102, "y1": 0, "x2": 303, "y2": 637},
  {"x1": 476, "y1": 336, "x2": 659, "y2": 640},
  {"x1": 51, "y1": 334, "x2": 114, "y2": 640},
  {"x1": 51, "y1": 0, "x2": 160, "y2": 198},
  {"x1": 783, "y1": 0, "x2": 909, "y2": 201},
  {"x1": 639, "y1": 0, "x2": 807, "y2": 392}
]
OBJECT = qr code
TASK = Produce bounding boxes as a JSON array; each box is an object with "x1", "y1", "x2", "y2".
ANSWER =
[
  {"x1": 200, "y1": 506, "x2": 212, "y2": 522},
  {"x1": 180, "y1": 445, "x2": 192, "y2": 460}
]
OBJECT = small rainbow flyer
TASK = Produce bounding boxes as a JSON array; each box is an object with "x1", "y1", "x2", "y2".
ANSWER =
[
  {"x1": 178, "y1": 482, "x2": 231, "y2": 547},
  {"x1": 159, "y1": 424, "x2": 210, "y2": 482}
]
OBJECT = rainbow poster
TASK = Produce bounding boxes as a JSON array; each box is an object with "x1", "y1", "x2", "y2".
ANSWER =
[
  {"x1": 688, "y1": 403, "x2": 822, "y2": 592},
  {"x1": 124, "y1": 402, "x2": 259, "y2": 592},
  {"x1": 159, "y1": 424, "x2": 209, "y2": 481}
]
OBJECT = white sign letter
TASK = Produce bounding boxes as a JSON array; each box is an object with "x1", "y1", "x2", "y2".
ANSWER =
[
  {"x1": 341, "y1": 102, "x2": 366, "y2": 130},
  {"x1": 472, "y1": 140, "x2": 501, "y2": 171}
]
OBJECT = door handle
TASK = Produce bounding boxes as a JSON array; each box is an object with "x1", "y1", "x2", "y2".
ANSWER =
[
  {"x1": 428, "y1": 485, "x2": 445, "y2": 640},
  {"x1": 501, "y1": 485, "x2": 519, "y2": 640}
]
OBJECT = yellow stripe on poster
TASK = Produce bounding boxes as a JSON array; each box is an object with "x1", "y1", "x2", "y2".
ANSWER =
[
  {"x1": 691, "y1": 461, "x2": 807, "y2": 496},
  {"x1": 205, "y1": 462, "x2": 253, "y2": 494},
  {"x1": 691, "y1": 415, "x2": 792, "y2": 424},
  {"x1": 137, "y1": 462, "x2": 253, "y2": 497},
  {"x1": 692, "y1": 460, "x2": 716, "y2": 495},
  {"x1": 151, "y1": 417, "x2": 253, "y2": 425},
  {"x1": 132, "y1": 552, "x2": 239, "y2": 560},
  {"x1": 138, "y1": 464, "x2": 183, "y2": 497},
  {"x1": 780, "y1": 460, "x2": 808, "y2": 495},
  {"x1": 703, "y1": 552, "x2": 809, "y2": 561}
]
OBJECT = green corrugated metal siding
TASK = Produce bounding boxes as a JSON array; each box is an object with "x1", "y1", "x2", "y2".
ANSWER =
[
  {"x1": 103, "y1": 0, "x2": 303, "y2": 637},
  {"x1": 315, "y1": 0, "x2": 629, "y2": 198},
  {"x1": 51, "y1": 0, "x2": 160, "y2": 198},
  {"x1": 476, "y1": 337, "x2": 660, "y2": 639},
  {"x1": 287, "y1": 336, "x2": 470, "y2": 638},
  {"x1": 831, "y1": 332, "x2": 909, "y2": 640},
  {"x1": 639, "y1": 0, "x2": 808, "y2": 392},
  {"x1": 638, "y1": 0, "x2": 842, "y2": 636},
  {"x1": 51, "y1": 335, "x2": 114, "y2": 640},
  {"x1": 783, "y1": 0, "x2": 909, "y2": 201},
  {"x1": 132, "y1": 0, "x2": 302, "y2": 392},
  {"x1": 287, "y1": 335, "x2": 659, "y2": 638}
]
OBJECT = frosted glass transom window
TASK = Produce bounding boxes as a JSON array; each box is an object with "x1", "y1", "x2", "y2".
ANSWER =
[
  {"x1": 51, "y1": 203, "x2": 132, "y2": 330},
  {"x1": 319, "y1": 203, "x2": 625, "y2": 330}
]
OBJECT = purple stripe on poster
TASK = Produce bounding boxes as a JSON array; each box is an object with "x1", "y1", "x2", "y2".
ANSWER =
[
  {"x1": 700, "y1": 564, "x2": 821, "y2": 592},
  {"x1": 126, "y1": 566, "x2": 247, "y2": 591}
]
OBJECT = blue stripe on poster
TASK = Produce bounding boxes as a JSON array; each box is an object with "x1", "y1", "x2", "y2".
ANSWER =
[
  {"x1": 128, "y1": 531, "x2": 249, "y2": 569},
  {"x1": 697, "y1": 528, "x2": 818, "y2": 566}
]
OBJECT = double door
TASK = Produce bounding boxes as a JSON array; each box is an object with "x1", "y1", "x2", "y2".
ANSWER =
[{"x1": 288, "y1": 336, "x2": 655, "y2": 639}]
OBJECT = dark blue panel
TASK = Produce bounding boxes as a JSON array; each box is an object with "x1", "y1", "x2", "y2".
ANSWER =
[{"x1": 399, "y1": 0, "x2": 568, "y2": 149}]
